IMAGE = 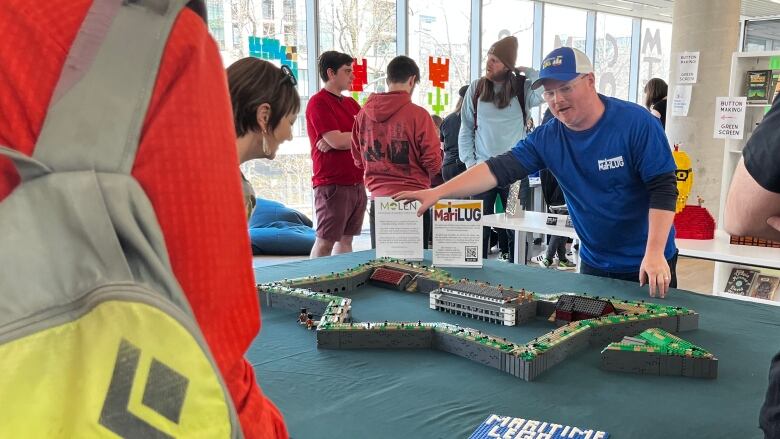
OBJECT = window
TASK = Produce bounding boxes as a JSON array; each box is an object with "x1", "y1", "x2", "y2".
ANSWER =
[
  {"x1": 743, "y1": 19, "x2": 780, "y2": 52},
  {"x1": 319, "y1": 0, "x2": 397, "y2": 101},
  {"x1": 542, "y1": 4, "x2": 587, "y2": 56},
  {"x1": 207, "y1": 0, "x2": 313, "y2": 219},
  {"x1": 637, "y1": 20, "x2": 672, "y2": 103},
  {"x1": 594, "y1": 13, "x2": 633, "y2": 100},
  {"x1": 408, "y1": 0, "x2": 471, "y2": 116},
  {"x1": 206, "y1": 0, "x2": 226, "y2": 50},
  {"x1": 262, "y1": 0, "x2": 275, "y2": 19},
  {"x1": 481, "y1": 0, "x2": 535, "y2": 72}
]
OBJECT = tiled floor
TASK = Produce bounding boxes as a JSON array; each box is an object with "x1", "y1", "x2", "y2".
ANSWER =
[{"x1": 253, "y1": 231, "x2": 716, "y2": 295}]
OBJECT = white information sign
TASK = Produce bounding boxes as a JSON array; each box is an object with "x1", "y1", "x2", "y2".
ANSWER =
[
  {"x1": 432, "y1": 199, "x2": 483, "y2": 268},
  {"x1": 374, "y1": 197, "x2": 424, "y2": 261},
  {"x1": 676, "y1": 51, "x2": 700, "y2": 84},
  {"x1": 672, "y1": 85, "x2": 692, "y2": 117},
  {"x1": 713, "y1": 97, "x2": 747, "y2": 139}
]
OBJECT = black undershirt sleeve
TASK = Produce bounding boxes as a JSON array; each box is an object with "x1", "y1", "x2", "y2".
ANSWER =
[
  {"x1": 485, "y1": 151, "x2": 531, "y2": 187},
  {"x1": 646, "y1": 171, "x2": 678, "y2": 211}
]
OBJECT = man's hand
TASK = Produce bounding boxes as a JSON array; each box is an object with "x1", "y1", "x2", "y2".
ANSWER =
[
  {"x1": 393, "y1": 188, "x2": 441, "y2": 217},
  {"x1": 316, "y1": 138, "x2": 332, "y2": 153},
  {"x1": 639, "y1": 252, "x2": 671, "y2": 298}
]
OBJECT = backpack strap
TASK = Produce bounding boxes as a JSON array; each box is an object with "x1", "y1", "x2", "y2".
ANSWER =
[
  {"x1": 472, "y1": 78, "x2": 483, "y2": 132},
  {"x1": 511, "y1": 70, "x2": 529, "y2": 125},
  {"x1": 0, "y1": 146, "x2": 52, "y2": 182},
  {"x1": 31, "y1": 0, "x2": 189, "y2": 175}
]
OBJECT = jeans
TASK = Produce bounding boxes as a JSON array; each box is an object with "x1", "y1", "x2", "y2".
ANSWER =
[
  {"x1": 580, "y1": 250, "x2": 679, "y2": 288},
  {"x1": 472, "y1": 185, "x2": 513, "y2": 262},
  {"x1": 544, "y1": 235, "x2": 568, "y2": 262}
]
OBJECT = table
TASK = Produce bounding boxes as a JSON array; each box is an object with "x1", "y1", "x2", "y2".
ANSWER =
[
  {"x1": 676, "y1": 230, "x2": 780, "y2": 269},
  {"x1": 250, "y1": 250, "x2": 778, "y2": 438},
  {"x1": 481, "y1": 212, "x2": 577, "y2": 265}
]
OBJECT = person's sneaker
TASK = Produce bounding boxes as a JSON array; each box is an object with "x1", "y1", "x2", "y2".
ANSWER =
[
  {"x1": 537, "y1": 258, "x2": 553, "y2": 268},
  {"x1": 557, "y1": 260, "x2": 576, "y2": 270},
  {"x1": 531, "y1": 254, "x2": 545, "y2": 264},
  {"x1": 498, "y1": 252, "x2": 511, "y2": 262}
]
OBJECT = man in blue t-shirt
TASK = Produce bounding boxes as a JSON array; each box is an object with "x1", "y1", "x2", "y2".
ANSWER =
[{"x1": 394, "y1": 47, "x2": 678, "y2": 298}]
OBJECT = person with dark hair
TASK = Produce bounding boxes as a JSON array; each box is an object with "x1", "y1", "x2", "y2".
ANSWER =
[
  {"x1": 0, "y1": 1, "x2": 288, "y2": 436},
  {"x1": 440, "y1": 85, "x2": 469, "y2": 181},
  {"x1": 396, "y1": 47, "x2": 679, "y2": 299},
  {"x1": 227, "y1": 57, "x2": 301, "y2": 217},
  {"x1": 459, "y1": 36, "x2": 543, "y2": 262},
  {"x1": 306, "y1": 50, "x2": 367, "y2": 258},
  {"x1": 644, "y1": 78, "x2": 668, "y2": 128},
  {"x1": 723, "y1": 99, "x2": 780, "y2": 438},
  {"x1": 351, "y1": 55, "x2": 442, "y2": 249}
]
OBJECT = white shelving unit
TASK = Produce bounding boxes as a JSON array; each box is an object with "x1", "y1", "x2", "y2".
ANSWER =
[{"x1": 707, "y1": 50, "x2": 780, "y2": 303}]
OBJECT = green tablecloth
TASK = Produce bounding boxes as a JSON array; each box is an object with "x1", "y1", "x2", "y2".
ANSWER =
[{"x1": 250, "y1": 250, "x2": 779, "y2": 438}]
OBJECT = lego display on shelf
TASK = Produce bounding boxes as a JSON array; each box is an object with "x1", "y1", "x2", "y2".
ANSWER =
[
  {"x1": 674, "y1": 204, "x2": 716, "y2": 239},
  {"x1": 672, "y1": 145, "x2": 716, "y2": 239},
  {"x1": 729, "y1": 235, "x2": 780, "y2": 248},
  {"x1": 469, "y1": 414, "x2": 609, "y2": 439},
  {"x1": 600, "y1": 328, "x2": 717, "y2": 378},
  {"x1": 672, "y1": 144, "x2": 694, "y2": 214},
  {"x1": 257, "y1": 259, "x2": 701, "y2": 381}
]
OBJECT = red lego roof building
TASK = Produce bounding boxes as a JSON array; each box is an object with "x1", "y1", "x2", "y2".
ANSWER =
[
  {"x1": 370, "y1": 267, "x2": 410, "y2": 287},
  {"x1": 554, "y1": 295, "x2": 616, "y2": 323},
  {"x1": 674, "y1": 205, "x2": 715, "y2": 240}
]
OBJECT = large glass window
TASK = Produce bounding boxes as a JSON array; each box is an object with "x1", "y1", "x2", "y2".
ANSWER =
[
  {"x1": 542, "y1": 4, "x2": 587, "y2": 57},
  {"x1": 481, "y1": 0, "x2": 535, "y2": 73},
  {"x1": 743, "y1": 19, "x2": 780, "y2": 52},
  {"x1": 594, "y1": 13, "x2": 633, "y2": 100},
  {"x1": 319, "y1": 0, "x2": 397, "y2": 103},
  {"x1": 637, "y1": 19, "x2": 672, "y2": 103},
  {"x1": 207, "y1": 0, "x2": 313, "y2": 218},
  {"x1": 408, "y1": 0, "x2": 471, "y2": 117}
]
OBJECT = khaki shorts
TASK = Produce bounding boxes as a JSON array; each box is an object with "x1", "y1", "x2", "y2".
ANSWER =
[{"x1": 313, "y1": 184, "x2": 367, "y2": 242}]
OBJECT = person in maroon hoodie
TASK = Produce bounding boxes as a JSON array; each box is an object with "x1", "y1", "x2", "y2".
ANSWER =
[{"x1": 351, "y1": 55, "x2": 443, "y2": 249}]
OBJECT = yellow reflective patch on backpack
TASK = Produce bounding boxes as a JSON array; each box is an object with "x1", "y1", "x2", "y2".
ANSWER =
[{"x1": 0, "y1": 300, "x2": 232, "y2": 438}]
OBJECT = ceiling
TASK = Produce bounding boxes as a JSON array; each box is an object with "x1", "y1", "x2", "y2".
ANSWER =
[{"x1": 540, "y1": 0, "x2": 780, "y2": 23}]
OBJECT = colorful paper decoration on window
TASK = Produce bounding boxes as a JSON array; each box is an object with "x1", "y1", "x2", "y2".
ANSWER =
[
  {"x1": 349, "y1": 58, "x2": 369, "y2": 104},
  {"x1": 248, "y1": 36, "x2": 299, "y2": 81},
  {"x1": 428, "y1": 57, "x2": 450, "y2": 115}
]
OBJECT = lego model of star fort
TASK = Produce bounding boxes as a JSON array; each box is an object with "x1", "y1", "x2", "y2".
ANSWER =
[{"x1": 257, "y1": 259, "x2": 707, "y2": 381}]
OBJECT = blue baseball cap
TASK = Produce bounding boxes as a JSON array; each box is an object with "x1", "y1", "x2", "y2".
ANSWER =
[{"x1": 531, "y1": 47, "x2": 594, "y2": 90}]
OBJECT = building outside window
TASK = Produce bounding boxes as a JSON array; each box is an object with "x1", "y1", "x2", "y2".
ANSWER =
[
  {"x1": 594, "y1": 13, "x2": 633, "y2": 100},
  {"x1": 481, "y1": 0, "x2": 535, "y2": 71},
  {"x1": 543, "y1": 4, "x2": 587, "y2": 56},
  {"x1": 318, "y1": 0, "x2": 397, "y2": 103},
  {"x1": 637, "y1": 19, "x2": 672, "y2": 103},
  {"x1": 207, "y1": 0, "x2": 313, "y2": 219},
  {"x1": 408, "y1": 0, "x2": 471, "y2": 117}
]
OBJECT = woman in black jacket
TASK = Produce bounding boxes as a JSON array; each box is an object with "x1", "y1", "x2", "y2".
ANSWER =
[{"x1": 440, "y1": 85, "x2": 469, "y2": 181}]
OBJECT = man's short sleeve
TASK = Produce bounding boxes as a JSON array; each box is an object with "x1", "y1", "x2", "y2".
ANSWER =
[
  {"x1": 630, "y1": 111, "x2": 676, "y2": 182},
  {"x1": 744, "y1": 100, "x2": 780, "y2": 193},
  {"x1": 510, "y1": 128, "x2": 545, "y2": 174},
  {"x1": 306, "y1": 96, "x2": 341, "y2": 137}
]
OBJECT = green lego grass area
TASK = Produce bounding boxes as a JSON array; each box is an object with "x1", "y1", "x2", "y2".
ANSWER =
[{"x1": 604, "y1": 328, "x2": 713, "y2": 358}]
